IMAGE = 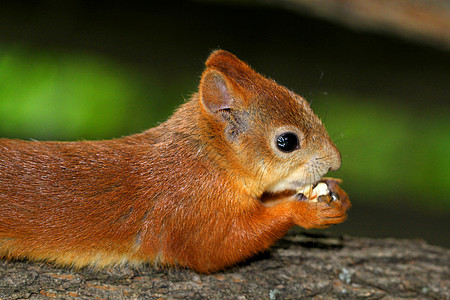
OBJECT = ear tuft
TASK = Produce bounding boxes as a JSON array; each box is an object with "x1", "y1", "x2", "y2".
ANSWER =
[
  {"x1": 205, "y1": 50, "x2": 241, "y2": 69},
  {"x1": 204, "y1": 50, "x2": 257, "y2": 86}
]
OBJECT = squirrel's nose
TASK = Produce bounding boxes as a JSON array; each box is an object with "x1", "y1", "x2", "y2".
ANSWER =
[{"x1": 328, "y1": 145, "x2": 342, "y2": 172}]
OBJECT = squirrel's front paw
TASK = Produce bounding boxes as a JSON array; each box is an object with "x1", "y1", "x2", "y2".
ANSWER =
[{"x1": 292, "y1": 178, "x2": 351, "y2": 229}]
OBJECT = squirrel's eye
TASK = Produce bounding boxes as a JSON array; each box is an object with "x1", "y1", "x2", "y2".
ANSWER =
[{"x1": 276, "y1": 132, "x2": 299, "y2": 153}]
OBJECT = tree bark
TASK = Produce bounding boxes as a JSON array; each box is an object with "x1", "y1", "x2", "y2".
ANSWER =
[{"x1": 0, "y1": 232, "x2": 448, "y2": 299}]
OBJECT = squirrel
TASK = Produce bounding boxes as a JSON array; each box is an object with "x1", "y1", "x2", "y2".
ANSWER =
[{"x1": 0, "y1": 50, "x2": 350, "y2": 273}]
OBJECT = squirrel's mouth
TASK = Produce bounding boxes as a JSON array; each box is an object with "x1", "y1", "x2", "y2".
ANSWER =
[{"x1": 260, "y1": 178, "x2": 343, "y2": 207}]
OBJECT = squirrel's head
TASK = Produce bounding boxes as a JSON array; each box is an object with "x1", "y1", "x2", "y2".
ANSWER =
[{"x1": 198, "y1": 50, "x2": 341, "y2": 197}]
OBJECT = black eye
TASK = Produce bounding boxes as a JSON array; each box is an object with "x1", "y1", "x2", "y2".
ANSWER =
[{"x1": 276, "y1": 132, "x2": 299, "y2": 152}]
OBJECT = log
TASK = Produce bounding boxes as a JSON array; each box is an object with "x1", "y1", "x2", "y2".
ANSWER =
[
  {"x1": 279, "y1": 0, "x2": 450, "y2": 50},
  {"x1": 0, "y1": 232, "x2": 448, "y2": 299}
]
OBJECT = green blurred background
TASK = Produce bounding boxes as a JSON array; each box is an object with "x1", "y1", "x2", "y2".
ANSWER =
[{"x1": 0, "y1": 1, "x2": 448, "y2": 246}]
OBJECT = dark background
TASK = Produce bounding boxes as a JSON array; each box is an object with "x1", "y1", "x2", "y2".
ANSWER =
[{"x1": 0, "y1": 1, "x2": 448, "y2": 247}]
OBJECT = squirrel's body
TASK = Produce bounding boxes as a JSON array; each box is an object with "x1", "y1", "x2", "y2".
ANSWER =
[{"x1": 0, "y1": 51, "x2": 350, "y2": 273}]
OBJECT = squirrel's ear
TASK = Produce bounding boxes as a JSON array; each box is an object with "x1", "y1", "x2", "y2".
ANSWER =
[
  {"x1": 199, "y1": 69, "x2": 240, "y2": 114},
  {"x1": 199, "y1": 69, "x2": 248, "y2": 140}
]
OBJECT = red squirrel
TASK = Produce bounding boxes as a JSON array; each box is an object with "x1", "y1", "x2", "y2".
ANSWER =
[{"x1": 0, "y1": 50, "x2": 350, "y2": 273}]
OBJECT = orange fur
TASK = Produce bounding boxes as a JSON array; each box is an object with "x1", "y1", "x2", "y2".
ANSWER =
[{"x1": 0, "y1": 50, "x2": 350, "y2": 273}]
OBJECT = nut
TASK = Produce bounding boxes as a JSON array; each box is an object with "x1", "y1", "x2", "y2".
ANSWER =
[{"x1": 297, "y1": 182, "x2": 330, "y2": 202}]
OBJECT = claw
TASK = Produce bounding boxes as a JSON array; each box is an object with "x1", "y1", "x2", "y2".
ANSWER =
[
  {"x1": 329, "y1": 191, "x2": 339, "y2": 202},
  {"x1": 296, "y1": 193, "x2": 308, "y2": 201}
]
